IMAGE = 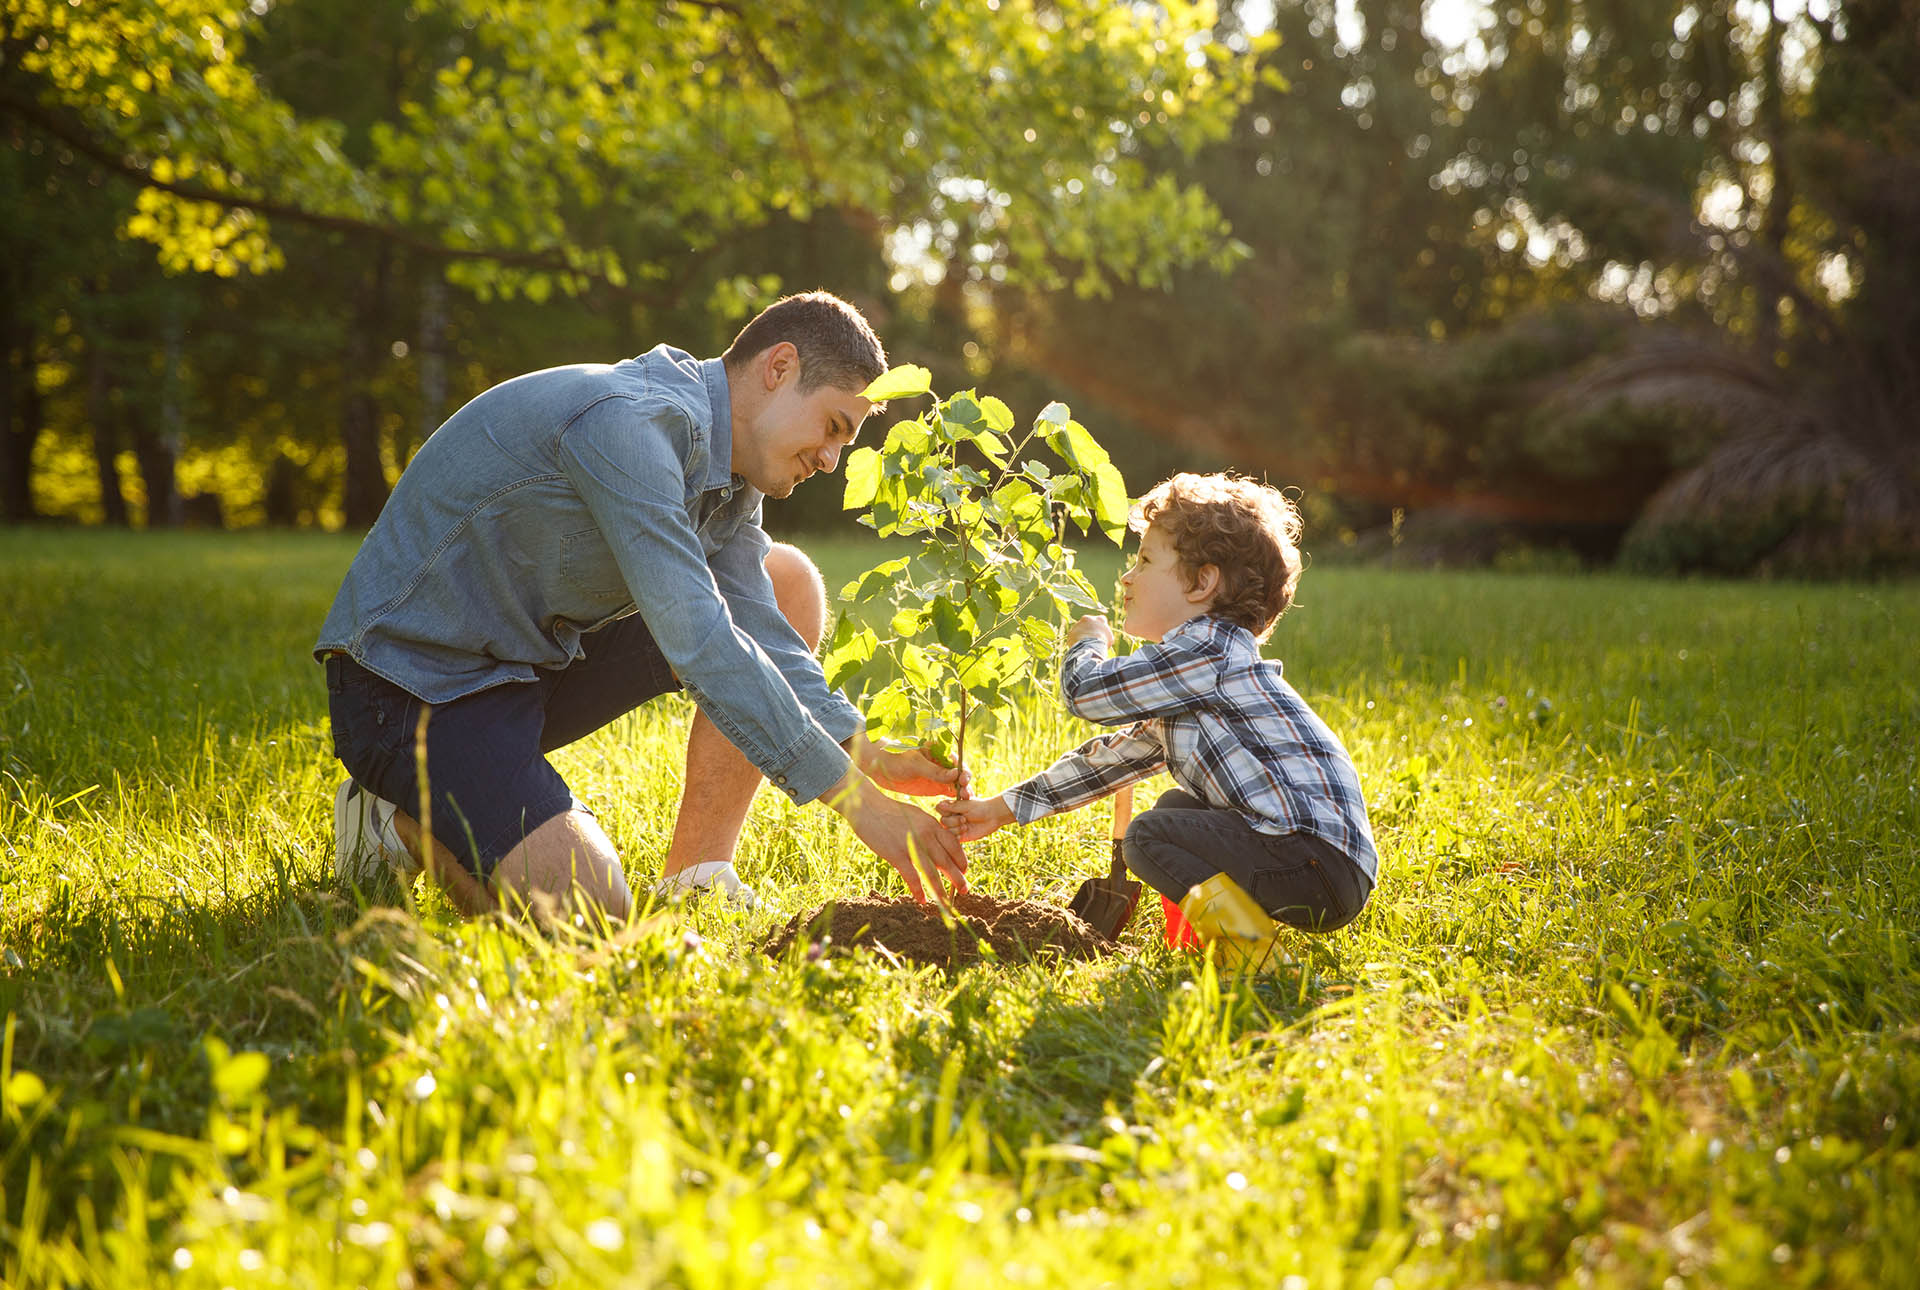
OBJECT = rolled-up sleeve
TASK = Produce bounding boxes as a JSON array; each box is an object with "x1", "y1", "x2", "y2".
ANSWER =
[
  {"x1": 1004, "y1": 723, "x2": 1166, "y2": 823},
  {"x1": 555, "y1": 399, "x2": 851, "y2": 804}
]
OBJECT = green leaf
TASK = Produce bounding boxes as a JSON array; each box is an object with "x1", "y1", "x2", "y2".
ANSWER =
[
  {"x1": 883, "y1": 417, "x2": 933, "y2": 460},
  {"x1": 1020, "y1": 616, "x2": 1059, "y2": 660},
  {"x1": 971, "y1": 430, "x2": 1010, "y2": 467},
  {"x1": 840, "y1": 557, "x2": 910, "y2": 604},
  {"x1": 943, "y1": 392, "x2": 984, "y2": 429},
  {"x1": 1091, "y1": 461, "x2": 1130, "y2": 544},
  {"x1": 843, "y1": 447, "x2": 883, "y2": 510},
  {"x1": 890, "y1": 607, "x2": 926, "y2": 637},
  {"x1": 956, "y1": 646, "x2": 1005, "y2": 691},
  {"x1": 926, "y1": 725, "x2": 956, "y2": 768},
  {"x1": 1036, "y1": 401, "x2": 1071, "y2": 426},
  {"x1": 865, "y1": 681, "x2": 916, "y2": 741},
  {"x1": 979, "y1": 395, "x2": 1015, "y2": 433},
  {"x1": 862, "y1": 364, "x2": 933, "y2": 401},
  {"x1": 1056, "y1": 572, "x2": 1106, "y2": 611},
  {"x1": 899, "y1": 643, "x2": 941, "y2": 689},
  {"x1": 1048, "y1": 419, "x2": 1113, "y2": 474},
  {"x1": 932, "y1": 599, "x2": 976, "y2": 653},
  {"x1": 823, "y1": 626, "x2": 878, "y2": 690},
  {"x1": 994, "y1": 562, "x2": 1036, "y2": 593}
]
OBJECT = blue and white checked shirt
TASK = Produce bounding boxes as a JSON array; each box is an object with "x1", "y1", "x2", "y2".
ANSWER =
[{"x1": 1004, "y1": 616, "x2": 1379, "y2": 881}]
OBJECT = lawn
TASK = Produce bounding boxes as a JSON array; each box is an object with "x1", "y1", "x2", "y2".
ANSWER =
[{"x1": 2, "y1": 528, "x2": 1917, "y2": 1287}]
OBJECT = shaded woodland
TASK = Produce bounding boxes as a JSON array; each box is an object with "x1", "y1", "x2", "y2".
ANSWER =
[{"x1": 4, "y1": 0, "x2": 1915, "y2": 573}]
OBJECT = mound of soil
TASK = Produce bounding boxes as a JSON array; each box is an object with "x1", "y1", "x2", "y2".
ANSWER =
[{"x1": 764, "y1": 891, "x2": 1117, "y2": 969}]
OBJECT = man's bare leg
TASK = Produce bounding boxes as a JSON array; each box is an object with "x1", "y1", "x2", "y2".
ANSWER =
[
  {"x1": 660, "y1": 542, "x2": 827, "y2": 880},
  {"x1": 384, "y1": 541, "x2": 822, "y2": 913},
  {"x1": 390, "y1": 808, "x2": 632, "y2": 925},
  {"x1": 387, "y1": 810, "x2": 497, "y2": 917}
]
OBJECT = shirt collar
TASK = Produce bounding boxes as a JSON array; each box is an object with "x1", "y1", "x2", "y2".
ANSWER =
[
  {"x1": 699, "y1": 357, "x2": 743, "y2": 493},
  {"x1": 1165, "y1": 614, "x2": 1253, "y2": 652},
  {"x1": 1161, "y1": 616, "x2": 1216, "y2": 645}
]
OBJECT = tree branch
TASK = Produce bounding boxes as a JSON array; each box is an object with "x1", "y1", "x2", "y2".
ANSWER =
[{"x1": 0, "y1": 88, "x2": 674, "y2": 301}]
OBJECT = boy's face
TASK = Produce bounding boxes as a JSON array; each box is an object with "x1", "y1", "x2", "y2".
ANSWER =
[{"x1": 1119, "y1": 524, "x2": 1215, "y2": 642}]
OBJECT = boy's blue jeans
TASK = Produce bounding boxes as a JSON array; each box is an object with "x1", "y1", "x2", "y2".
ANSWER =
[{"x1": 1122, "y1": 789, "x2": 1373, "y2": 932}]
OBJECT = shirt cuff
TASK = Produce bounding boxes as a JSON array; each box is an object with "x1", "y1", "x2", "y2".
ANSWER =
[
  {"x1": 1062, "y1": 636, "x2": 1108, "y2": 673},
  {"x1": 767, "y1": 726, "x2": 855, "y2": 806},
  {"x1": 1004, "y1": 781, "x2": 1055, "y2": 825}
]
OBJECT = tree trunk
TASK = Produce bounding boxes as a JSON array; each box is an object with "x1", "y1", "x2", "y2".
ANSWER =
[
  {"x1": 0, "y1": 281, "x2": 41, "y2": 524},
  {"x1": 1756, "y1": 0, "x2": 1794, "y2": 357},
  {"x1": 341, "y1": 245, "x2": 394, "y2": 529},
  {"x1": 87, "y1": 340, "x2": 131, "y2": 527},
  {"x1": 141, "y1": 309, "x2": 185, "y2": 528},
  {"x1": 418, "y1": 272, "x2": 448, "y2": 448},
  {"x1": 131, "y1": 424, "x2": 180, "y2": 528}
]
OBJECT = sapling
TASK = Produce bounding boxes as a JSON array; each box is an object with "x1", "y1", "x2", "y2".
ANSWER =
[{"x1": 822, "y1": 364, "x2": 1130, "y2": 784}]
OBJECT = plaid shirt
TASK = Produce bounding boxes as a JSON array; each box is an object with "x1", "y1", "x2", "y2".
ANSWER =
[{"x1": 1004, "y1": 615, "x2": 1379, "y2": 880}]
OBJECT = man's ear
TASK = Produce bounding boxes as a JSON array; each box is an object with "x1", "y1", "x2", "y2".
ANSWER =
[
  {"x1": 762, "y1": 341, "x2": 800, "y2": 390},
  {"x1": 1187, "y1": 564, "x2": 1222, "y2": 605}
]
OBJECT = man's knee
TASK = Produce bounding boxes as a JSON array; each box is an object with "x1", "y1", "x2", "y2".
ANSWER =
[
  {"x1": 765, "y1": 541, "x2": 827, "y2": 650},
  {"x1": 491, "y1": 809, "x2": 631, "y2": 924}
]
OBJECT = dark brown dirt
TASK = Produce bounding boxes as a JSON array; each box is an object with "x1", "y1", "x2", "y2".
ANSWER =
[{"x1": 764, "y1": 891, "x2": 1119, "y2": 969}]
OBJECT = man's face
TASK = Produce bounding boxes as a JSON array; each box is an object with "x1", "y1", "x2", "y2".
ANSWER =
[{"x1": 737, "y1": 346, "x2": 873, "y2": 498}]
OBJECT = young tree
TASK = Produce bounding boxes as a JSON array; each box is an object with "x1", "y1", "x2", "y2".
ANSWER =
[{"x1": 823, "y1": 365, "x2": 1128, "y2": 781}]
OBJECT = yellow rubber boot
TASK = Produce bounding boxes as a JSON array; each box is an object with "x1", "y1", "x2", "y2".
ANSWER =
[{"x1": 1177, "y1": 874, "x2": 1282, "y2": 971}]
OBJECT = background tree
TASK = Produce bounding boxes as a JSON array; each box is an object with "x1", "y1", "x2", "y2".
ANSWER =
[
  {"x1": 4, "y1": 0, "x2": 1262, "y2": 524},
  {"x1": 1003, "y1": 0, "x2": 1917, "y2": 570}
]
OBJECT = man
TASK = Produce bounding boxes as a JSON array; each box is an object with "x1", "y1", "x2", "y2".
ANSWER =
[{"x1": 316, "y1": 291, "x2": 967, "y2": 921}]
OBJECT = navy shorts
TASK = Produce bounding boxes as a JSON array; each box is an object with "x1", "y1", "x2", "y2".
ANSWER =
[{"x1": 324, "y1": 612, "x2": 680, "y2": 879}]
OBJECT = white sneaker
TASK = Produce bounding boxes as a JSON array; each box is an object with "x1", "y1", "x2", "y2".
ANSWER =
[
  {"x1": 332, "y1": 779, "x2": 418, "y2": 900},
  {"x1": 652, "y1": 860, "x2": 757, "y2": 910}
]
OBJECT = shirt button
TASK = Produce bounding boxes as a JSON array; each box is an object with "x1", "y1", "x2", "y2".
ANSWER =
[{"x1": 774, "y1": 774, "x2": 787, "y2": 785}]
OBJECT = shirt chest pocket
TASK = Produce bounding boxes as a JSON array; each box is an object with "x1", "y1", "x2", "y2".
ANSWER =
[{"x1": 560, "y1": 528, "x2": 630, "y2": 601}]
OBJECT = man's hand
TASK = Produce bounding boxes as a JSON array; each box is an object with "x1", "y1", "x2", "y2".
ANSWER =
[
  {"x1": 937, "y1": 793, "x2": 1015, "y2": 843},
  {"x1": 848, "y1": 729, "x2": 974, "y2": 799},
  {"x1": 825, "y1": 768, "x2": 969, "y2": 905},
  {"x1": 1066, "y1": 614, "x2": 1114, "y2": 650}
]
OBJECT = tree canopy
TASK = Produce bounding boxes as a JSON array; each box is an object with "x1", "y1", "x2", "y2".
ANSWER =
[{"x1": 6, "y1": 0, "x2": 1258, "y2": 297}]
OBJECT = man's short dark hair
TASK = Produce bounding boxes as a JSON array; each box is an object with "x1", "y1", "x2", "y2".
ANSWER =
[{"x1": 721, "y1": 291, "x2": 887, "y2": 394}]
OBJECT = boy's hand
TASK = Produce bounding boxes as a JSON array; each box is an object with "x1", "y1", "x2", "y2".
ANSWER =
[
  {"x1": 848, "y1": 730, "x2": 975, "y2": 799},
  {"x1": 1066, "y1": 614, "x2": 1113, "y2": 650},
  {"x1": 937, "y1": 793, "x2": 1015, "y2": 843}
]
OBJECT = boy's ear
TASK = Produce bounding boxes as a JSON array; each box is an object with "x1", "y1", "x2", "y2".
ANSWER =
[{"x1": 1187, "y1": 563, "x2": 1222, "y2": 605}]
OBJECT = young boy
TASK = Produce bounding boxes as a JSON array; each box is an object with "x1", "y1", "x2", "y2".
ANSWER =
[{"x1": 939, "y1": 472, "x2": 1378, "y2": 957}]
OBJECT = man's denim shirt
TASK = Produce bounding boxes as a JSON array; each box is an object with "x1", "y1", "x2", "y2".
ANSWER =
[{"x1": 315, "y1": 345, "x2": 859, "y2": 805}]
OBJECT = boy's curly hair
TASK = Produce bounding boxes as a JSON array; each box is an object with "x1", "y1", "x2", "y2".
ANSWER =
[{"x1": 1132, "y1": 472, "x2": 1304, "y2": 640}]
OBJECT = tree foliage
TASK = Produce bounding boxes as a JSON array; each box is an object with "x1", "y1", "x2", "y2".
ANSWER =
[
  {"x1": 1007, "y1": 0, "x2": 1919, "y2": 567},
  {"x1": 3, "y1": 0, "x2": 1265, "y2": 526},
  {"x1": 4, "y1": 0, "x2": 1261, "y2": 299}
]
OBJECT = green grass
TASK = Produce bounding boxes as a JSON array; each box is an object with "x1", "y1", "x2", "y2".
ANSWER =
[{"x1": 3, "y1": 528, "x2": 1918, "y2": 1287}]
